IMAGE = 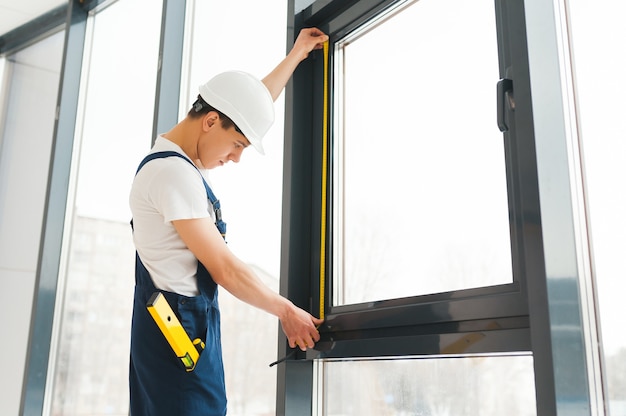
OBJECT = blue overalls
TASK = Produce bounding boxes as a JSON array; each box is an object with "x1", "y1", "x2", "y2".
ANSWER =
[{"x1": 130, "y1": 151, "x2": 228, "y2": 416}]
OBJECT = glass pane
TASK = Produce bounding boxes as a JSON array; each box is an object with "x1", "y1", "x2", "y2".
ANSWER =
[
  {"x1": 0, "y1": 56, "x2": 5, "y2": 97},
  {"x1": 568, "y1": 1, "x2": 626, "y2": 414},
  {"x1": 187, "y1": 2, "x2": 287, "y2": 415},
  {"x1": 0, "y1": 31, "x2": 64, "y2": 416},
  {"x1": 322, "y1": 355, "x2": 536, "y2": 416},
  {"x1": 49, "y1": 1, "x2": 162, "y2": 414},
  {"x1": 333, "y1": 0, "x2": 512, "y2": 305},
  {"x1": 0, "y1": 31, "x2": 64, "y2": 270}
]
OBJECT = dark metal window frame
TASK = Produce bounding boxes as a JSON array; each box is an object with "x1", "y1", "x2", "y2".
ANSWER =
[
  {"x1": 0, "y1": 1, "x2": 111, "y2": 56},
  {"x1": 278, "y1": 0, "x2": 563, "y2": 413},
  {"x1": 284, "y1": 0, "x2": 539, "y2": 362}
]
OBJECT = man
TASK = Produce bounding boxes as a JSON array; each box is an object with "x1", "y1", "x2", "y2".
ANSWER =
[{"x1": 129, "y1": 28, "x2": 328, "y2": 415}]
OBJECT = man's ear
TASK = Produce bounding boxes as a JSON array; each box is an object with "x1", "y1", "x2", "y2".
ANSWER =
[{"x1": 203, "y1": 111, "x2": 220, "y2": 131}]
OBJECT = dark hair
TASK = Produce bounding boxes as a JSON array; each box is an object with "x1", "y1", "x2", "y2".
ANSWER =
[{"x1": 187, "y1": 94, "x2": 238, "y2": 132}]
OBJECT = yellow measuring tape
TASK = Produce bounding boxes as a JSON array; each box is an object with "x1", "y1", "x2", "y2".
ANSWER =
[{"x1": 319, "y1": 40, "x2": 329, "y2": 320}]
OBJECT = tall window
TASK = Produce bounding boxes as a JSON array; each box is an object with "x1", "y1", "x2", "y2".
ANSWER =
[
  {"x1": 315, "y1": 1, "x2": 535, "y2": 413},
  {"x1": 49, "y1": 1, "x2": 162, "y2": 414},
  {"x1": 0, "y1": 30, "x2": 64, "y2": 416},
  {"x1": 568, "y1": 0, "x2": 626, "y2": 412},
  {"x1": 281, "y1": 0, "x2": 542, "y2": 413},
  {"x1": 332, "y1": 0, "x2": 511, "y2": 306}
]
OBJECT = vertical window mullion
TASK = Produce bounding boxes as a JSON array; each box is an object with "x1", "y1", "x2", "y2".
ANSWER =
[{"x1": 22, "y1": 2, "x2": 88, "y2": 414}]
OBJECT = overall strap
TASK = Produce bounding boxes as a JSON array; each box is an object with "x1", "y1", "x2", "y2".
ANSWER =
[{"x1": 134, "y1": 151, "x2": 227, "y2": 238}]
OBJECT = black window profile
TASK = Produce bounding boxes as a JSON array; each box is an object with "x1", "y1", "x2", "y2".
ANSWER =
[{"x1": 283, "y1": 0, "x2": 542, "y2": 360}]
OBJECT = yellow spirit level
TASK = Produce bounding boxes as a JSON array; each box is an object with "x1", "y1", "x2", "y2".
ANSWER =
[{"x1": 146, "y1": 292, "x2": 203, "y2": 372}]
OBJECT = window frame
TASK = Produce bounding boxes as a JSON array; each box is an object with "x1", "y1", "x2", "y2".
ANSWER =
[
  {"x1": 282, "y1": 0, "x2": 603, "y2": 413},
  {"x1": 281, "y1": 0, "x2": 542, "y2": 361}
]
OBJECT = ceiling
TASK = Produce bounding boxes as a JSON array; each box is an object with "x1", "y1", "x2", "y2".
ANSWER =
[{"x1": 0, "y1": 0, "x2": 66, "y2": 37}]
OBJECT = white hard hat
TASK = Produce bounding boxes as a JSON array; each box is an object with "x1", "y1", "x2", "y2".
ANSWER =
[{"x1": 199, "y1": 71, "x2": 274, "y2": 155}]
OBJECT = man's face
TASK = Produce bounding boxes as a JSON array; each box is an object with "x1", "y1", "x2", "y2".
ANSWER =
[{"x1": 196, "y1": 113, "x2": 250, "y2": 169}]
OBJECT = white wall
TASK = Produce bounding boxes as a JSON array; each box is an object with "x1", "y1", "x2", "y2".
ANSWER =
[{"x1": 0, "y1": 31, "x2": 64, "y2": 416}]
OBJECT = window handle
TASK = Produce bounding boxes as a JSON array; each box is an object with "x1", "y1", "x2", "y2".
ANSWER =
[{"x1": 497, "y1": 78, "x2": 514, "y2": 132}]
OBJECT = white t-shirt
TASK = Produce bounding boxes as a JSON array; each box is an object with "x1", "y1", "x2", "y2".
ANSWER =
[{"x1": 129, "y1": 136, "x2": 216, "y2": 296}]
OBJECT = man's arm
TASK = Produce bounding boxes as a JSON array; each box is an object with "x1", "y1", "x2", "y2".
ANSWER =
[
  {"x1": 173, "y1": 217, "x2": 322, "y2": 350},
  {"x1": 262, "y1": 27, "x2": 328, "y2": 101}
]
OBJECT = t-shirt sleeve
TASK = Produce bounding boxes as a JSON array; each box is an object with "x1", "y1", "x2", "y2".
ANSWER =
[{"x1": 147, "y1": 159, "x2": 212, "y2": 223}]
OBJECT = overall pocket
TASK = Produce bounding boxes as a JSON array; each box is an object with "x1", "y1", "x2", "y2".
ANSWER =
[{"x1": 177, "y1": 294, "x2": 209, "y2": 344}]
